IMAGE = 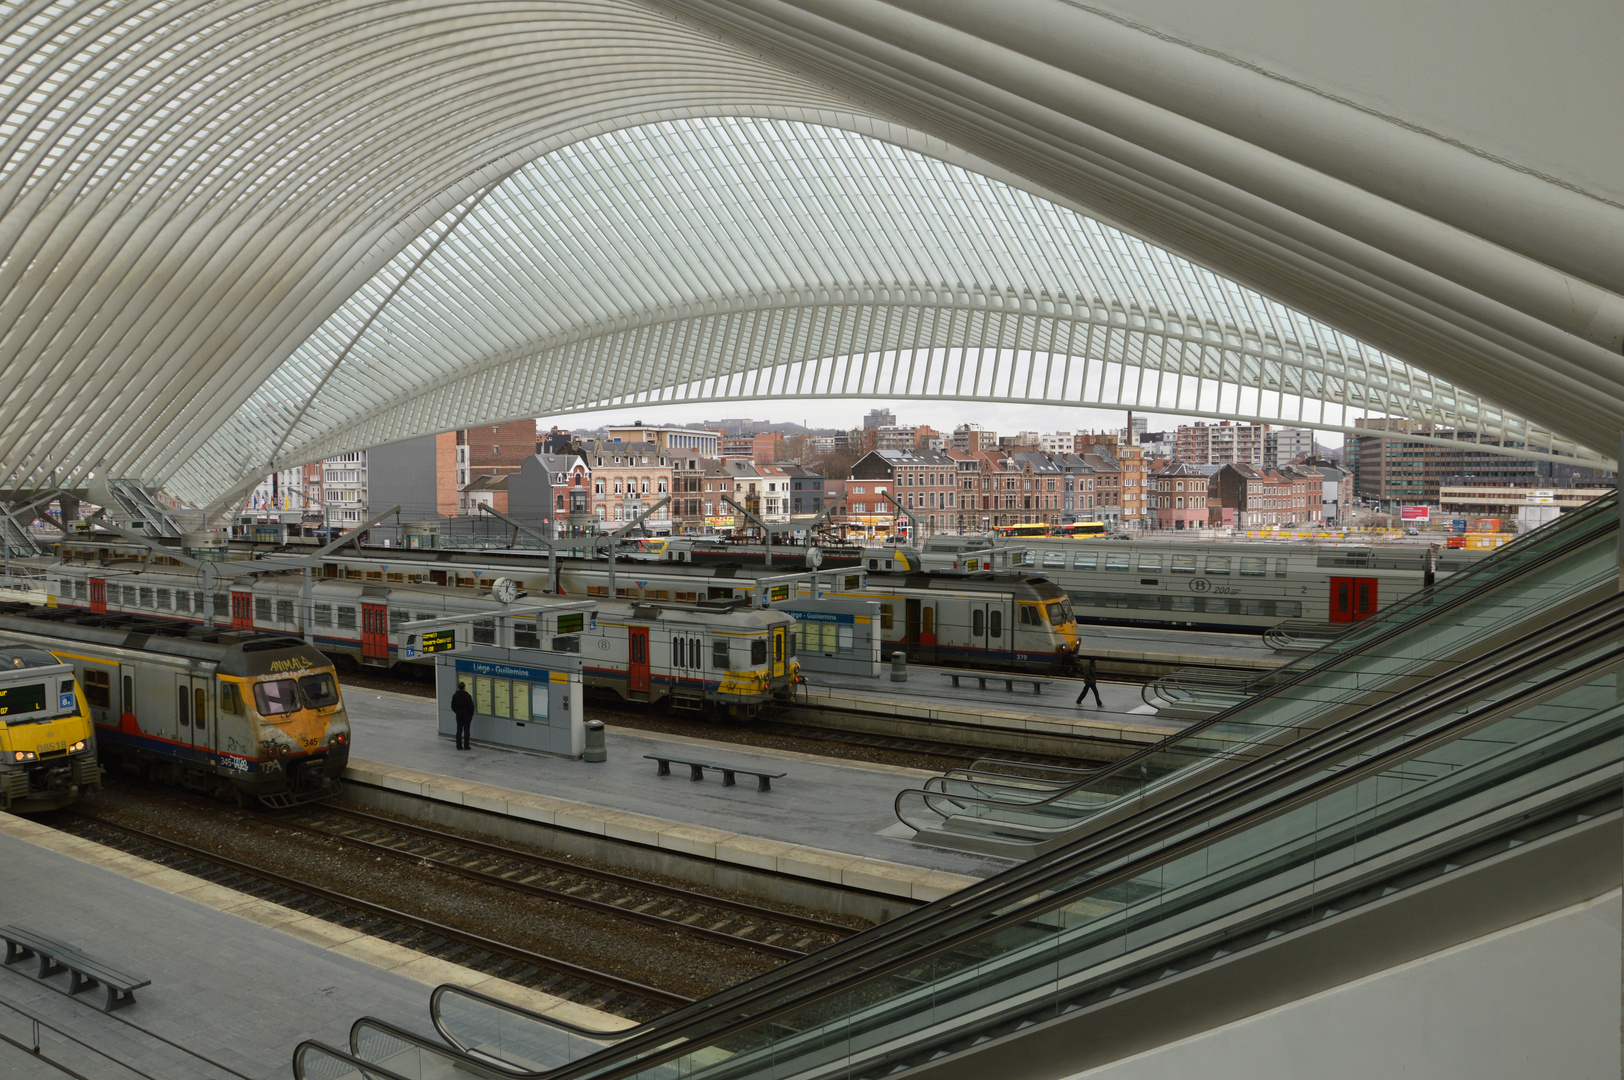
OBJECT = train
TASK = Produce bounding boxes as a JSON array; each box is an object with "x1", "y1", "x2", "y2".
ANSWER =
[
  {"x1": 915, "y1": 535, "x2": 1480, "y2": 631},
  {"x1": 0, "y1": 636, "x2": 101, "y2": 812},
  {"x1": 41, "y1": 566, "x2": 800, "y2": 720},
  {"x1": 0, "y1": 604, "x2": 349, "y2": 807}
]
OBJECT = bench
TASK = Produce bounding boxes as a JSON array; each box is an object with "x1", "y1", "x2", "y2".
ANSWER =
[
  {"x1": 643, "y1": 754, "x2": 786, "y2": 792},
  {"x1": 1, "y1": 925, "x2": 149, "y2": 1012},
  {"x1": 940, "y1": 672, "x2": 1050, "y2": 695}
]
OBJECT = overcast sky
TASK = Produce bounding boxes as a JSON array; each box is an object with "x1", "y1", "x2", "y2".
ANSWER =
[{"x1": 539, "y1": 398, "x2": 1345, "y2": 447}]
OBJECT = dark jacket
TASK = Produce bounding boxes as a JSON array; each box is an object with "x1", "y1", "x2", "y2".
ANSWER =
[
  {"x1": 450, "y1": 688, "x2": 475, "y2": 720},
  {"x1": 1080, "y1": 658, "x2": 1097, "y2": 682}
]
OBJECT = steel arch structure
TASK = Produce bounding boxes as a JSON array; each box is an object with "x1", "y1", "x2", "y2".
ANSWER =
[
  {"x1": 167, "y1": 116, "x2": 1587, "y2": 506},
  {"x1": 0, "y1": 1, "x2": 1617, "y2": 510}
]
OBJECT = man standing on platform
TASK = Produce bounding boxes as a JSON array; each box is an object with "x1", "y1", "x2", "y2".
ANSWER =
[
  {"x1": 1075, "y1": 657, "x2": 1103, "y2": 709},
  {"x1": 451, "y1": 681, "x2": 475, "y2": 750}
]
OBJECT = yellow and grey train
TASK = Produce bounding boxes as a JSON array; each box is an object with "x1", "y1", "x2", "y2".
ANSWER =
[
  {"x1": 0, "y1": 639, "x2": 101, "y2": 812},
  {"x1": 0, "y1": 605, "x2": 349, "y2": 807}
]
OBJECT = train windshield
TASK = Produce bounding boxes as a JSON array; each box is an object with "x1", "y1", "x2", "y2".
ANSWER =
[
  {"x1": 1046, "y1": 600, "x2": 1074, "y2": 625},
  {"x1": 299, "y1": 673, "x2": 340, "y2": 709},
  {"x1": 253, "y1": 679, "x2": 300, "y2": 716}
]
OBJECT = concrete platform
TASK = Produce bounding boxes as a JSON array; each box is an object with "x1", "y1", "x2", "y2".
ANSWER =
[
  {"x1": 795, "y1": 665, "x2": 1189, "y2": 762},
  {"x1": 0, "y1": 812, "x2": 623, "y2": 1080},
  {"x1": 341, "y1": 689, "x2": 1011, "y2": 898},
  {"x1": 1071, "y1": 624, "x2": 1288, "y2": 676}
]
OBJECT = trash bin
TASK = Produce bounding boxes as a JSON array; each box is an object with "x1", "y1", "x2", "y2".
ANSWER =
[
  {"x1": 583, "y1": 719, "x2": 606, "y2": 762},
  {"x1": 890, "y1": 652, "x2": 907, "y2": 682}
]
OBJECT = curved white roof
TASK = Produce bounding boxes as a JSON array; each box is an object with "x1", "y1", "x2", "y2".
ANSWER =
[{"x1": 0, "y1": 1, "x2": 1614, "y2": 508}]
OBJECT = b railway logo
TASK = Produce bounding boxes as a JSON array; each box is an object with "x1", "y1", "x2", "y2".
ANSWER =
[{"x1": 1189, "y1": 578, "x2": 1212, "y2": 593}]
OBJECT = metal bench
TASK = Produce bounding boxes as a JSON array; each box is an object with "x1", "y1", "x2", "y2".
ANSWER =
[
  {"x1": 940, "y1": 672, "x2": 1050, "y2": 695},
  {"x1": 643, "y1": 754, "x2": 786, "y2": 792},
  {"x1": 1, "y1": 924, "x2": 149, "y2": 1012}
]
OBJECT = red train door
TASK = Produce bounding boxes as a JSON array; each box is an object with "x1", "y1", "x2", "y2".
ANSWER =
[
  {"x1": 89, "y1": 578, "x2": 106, "y2": 614},
  {"x1": 1329, "y1": 577, "x2": 1379, "y2": 623},
  {"x1": 230, "y1": 590, "x2": 253, "y2": 629},
  {"x1": 628, "y1": 627, "x2": 650, "y2": 694},
  {"x1": 361, "y1": 603, "x2": 389, "y2": 661}
]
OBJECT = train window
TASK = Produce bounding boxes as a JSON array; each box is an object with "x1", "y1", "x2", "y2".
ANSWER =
[
  {"x1": 58, "y1": 579, "x2": 71, "y2": 598},
  {"x1": 122, "y1": 586, "x2": 137, "y2": 606},
  {"x1": 1275, "y1": 559, "x2": 1289, "y2": 578},
  {"x1": 253, "y1": 679, "x2": 299, "y2": 716},
  {"x1": 514, "y1": 620, "x2": 540, "y2": 650},
  {"x1": 712, "y1": 640, "x2": 730, "y2": 669},
  {"x1": 314, "y1": 604, "x2": 333, "y2": 627},
  {"x1": 139, "y1": 586, "x2": 154, "y2": 607},
  {"x1": 1021, "y1": 550, "x2": 1037, "y2": 566},
  {"x1": 213, "y1": 593, "x2": 229, "y2": 617},
  {"x1": 868, "y1": 559, "x2": 878, "y2": 570},
  {"x1": 474, "y1": 620, "x2": 496, "y2": 645},
  {"x1": 337, "y1": 606, "x2": 357, "y2": 630},
  {"x1": 1045, "y1": 602, "x2": 1068, "y2": 624},
  {"x1": 193, "y1": 592, "x2": 204, "y2": 614},
  {"x1": 1171, "y1": 555, "x2": 1197, "y2": 573},
  {"x1": 922, "y1": 608, "x2": 934, "y2": 636},
  {"x1": 194, "y1": 688, "x2": 206, "y2": 732},
  {"x1": 123, "y1": 674, "x2": 133, "y2": 708},
  {"x1": 1020, "y1": 606, "x2": 1039, "y2": 626},
  {"x1": 177, "y1": 687, "x2": 189, "y2": 727},
  {"x1": 74, "y1": 580, "x2": 87, "y2": 600},
  {"x1": 1239, "y1": 557, "x2": 1266, "y2": 577},
  {"x1": 972, "y1": 609, "x2": 984, "y2": 636},
  {"x1": 751, "y1": 639, "x2": 768, "y2": 665},
  {"x1": 84, "y1": 670, "x2": 111, "y2": 709},
  {"x1": 277, "y1": 600, "x2": 294, "y2": 623},
  {"x1": 1278, "y1": 601, "x2": 1303, "y2": 617},
  {"x1": 1135, "y1": 595, "x2": 1164, "y2": 609},
  {"x1": 255, "y1": 596, "x2": 271, "y2": 621},
  {"x1": 1237, "y1": 599, "x2": 1266, "y2": 615},
  {"x1": 1138, "y1": 554, "x2": 1162, "y2": 573},
  {"x1": 773, "y1": 634, "x2": 784, "y2": 664},
  {"x1": 388, "y1": 610, "x2": 407, "y2": 633},
  {"x1": 1170, "y1": 596, "x2": 1196, "y2": 611},
  {"x1": 1042, "y1": 551, "x2": 1065, "y2": 568},
  {"x1": 299, "y1": 674, "x2": 339, "y2": 709},
  {"x1": 1072, "y1": 552, "x2": 1097, "y2": 570},
  {"x1": 156, "y1": 588, "x2": 171, "y2": 610},
  {"x1": 1204, "y1": 598, "x2": 1232, "y2": 613},
  {"x1": 552, "y1": 636, "x2": 580, "y2": 653},
  {"x1": 1104, "y1": 552, "x2": 1129, "y2": 571},
  {"x1": 175, "y1": 591, "x2": 190, "y2": 613},
  {"x1": 988, "y1": 609, "x2": 1003, "y2": 638},
  {"x1": 786, "y1": 632, "x2": 795, "y2": 658},
  {"x1": 1205, "y1": 556, "x2": 1231, "y2": 575},
  {"x1": 219, "y1": 681, "x2": 242, "y2": 714}
]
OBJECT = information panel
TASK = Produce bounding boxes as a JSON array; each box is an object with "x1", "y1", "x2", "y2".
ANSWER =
[
  {"x1": 0, "y1": 682, "x2": 47, "y2": 716},
  {"x1": 420, "y1": 629, "x2": 456, "y2": 653},
  {"x1": 556, "y1": 613, "x2": 585, "y2": 634}
]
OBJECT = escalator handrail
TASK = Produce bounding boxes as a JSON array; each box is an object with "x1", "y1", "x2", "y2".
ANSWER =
[
  {"x1": 429, "y1": 983, "x2": 635, "y2": 1060},
  {"x1": 350, "y1": 1013, "x2": 540, "y2": 1077},
  {"x1": 291, "y1": 1039, "x2": 415, "y2": 1080},
  {"x1": 521, "y1": 602, "x2": 1624, "y2": 1080}
]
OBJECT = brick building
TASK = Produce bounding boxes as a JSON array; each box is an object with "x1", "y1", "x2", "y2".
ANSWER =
[{"x1": 1147, "y1": 460, "x2": 1213, "y2": 530}]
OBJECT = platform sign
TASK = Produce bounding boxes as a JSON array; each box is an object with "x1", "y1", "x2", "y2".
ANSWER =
[
  {"x1": 0, "y1": 682, "x2": 45, "y2": 716},
  {"x1": 556, "y1": 612, "x2": 584, "y2": 634},
  {"x1": 1400, "y1": 505, "x2": 1430, "y2": 521},
  {"x1": 420, "y1": 629, "x2": 456, "y2": 654}
]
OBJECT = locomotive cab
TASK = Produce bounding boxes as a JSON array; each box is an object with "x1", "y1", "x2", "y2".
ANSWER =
[
  {"x1": 216, "y1": 641, "x2": 350, "y2": 807},
  {"x1": 0, "y1": 647, "x2": 101, "y2": 811}
]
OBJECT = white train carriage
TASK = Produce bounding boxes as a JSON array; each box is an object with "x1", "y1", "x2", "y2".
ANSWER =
[
  {"x1": 45, "y1": 565, "x2": 799, "y2": 719},
  {"x1": 916, "y1": 536, "x2": 1481, "y2": 632}
]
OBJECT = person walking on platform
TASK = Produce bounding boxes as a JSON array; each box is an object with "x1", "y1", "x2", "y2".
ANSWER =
[
  {"x1": 451, "y1": 682, "x2": 475, "y2": 750},
  {"x1": 1075, "y1": 657, "x2": 1103, "y2": 709}
]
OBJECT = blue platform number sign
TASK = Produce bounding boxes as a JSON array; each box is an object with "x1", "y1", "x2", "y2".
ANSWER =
[{"x1": 59, "y1": 691, "x2": 76, "y2": 710}]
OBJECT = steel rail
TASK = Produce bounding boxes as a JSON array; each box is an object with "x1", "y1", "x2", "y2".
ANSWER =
[
  {"x1": 257, "y1": 807, "x2": 813, "y2": 960},
  {"x1": 63, "y1": 812, "x2": 694, "y2": 1010}
]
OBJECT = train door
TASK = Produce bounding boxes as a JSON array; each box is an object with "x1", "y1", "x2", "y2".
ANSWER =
[
  {"x1": 628, "y1": 627, "x2": 650, "y2": 695},
  {"x1": 904, "y1": 599, "x2": 921, "y2": 657},
  {"x1": 1329, "y1": 577, "x2": 1379, "y2": 623},
  {"x1": 174, "y1": 674, "x2": 212, "y2": 756},
  {"x1": 969, "y1": 601, "x2": 989, "y2": 657},
  {"x1": 987, "y1": 603, "x2": 1008, "y2": 660},
  {"x1": 230, "y1": 590, "x2": 253, "y2": 630},
  {"x1": 771, "y1": 626, "x2": 786, "y2": 679},
  {"x1": 119, "y1": 663, "x2": 138, "y2": 733},
  {"x1": 89, "y1": 578, "x2": 106, "y2": 614},
  {"x1": 360, "y1": 603, "x2": 389, "y2": 662},
  {"x1": 920, "y1": 605, "x2": 937, "y2": 664}
]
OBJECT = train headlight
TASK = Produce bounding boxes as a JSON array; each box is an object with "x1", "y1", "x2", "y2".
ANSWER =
[
  {"x1": 329, "y1": 732, "x2": 348, "y2": 746},
  {"x1": 68, "y1": 740, "x2": 86, "y2": 754},
  {"x1": 12, "y1": 751, "x2": 36, "y2": 763}
]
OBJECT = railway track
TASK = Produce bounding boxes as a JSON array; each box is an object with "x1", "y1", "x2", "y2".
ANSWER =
[
  {"x1": 57, "y1": 810, "x2": 694, "y2": 1019},
  {"x1": 269, "y1": 803, "x2": 857, "y2": 959}
]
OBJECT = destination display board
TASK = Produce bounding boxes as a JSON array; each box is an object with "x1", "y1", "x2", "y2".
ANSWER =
[
  {"x1": 0, "y1": 682, "x2": 46, "y2": 716},
  {"x1": 419, "y1": 629, "x2": 456, "y2": 654},
  {"x1": 556, "y1": 613, "x2": 585, "y2": 634}
]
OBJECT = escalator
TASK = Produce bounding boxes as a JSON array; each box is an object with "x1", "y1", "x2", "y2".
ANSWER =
[
  {"x1": 292, "y1": 498, "x2": 1622, "y2": 1080},
  {"x1": 896, "y1": 493, "x2": 1620, "y2": 855}
]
